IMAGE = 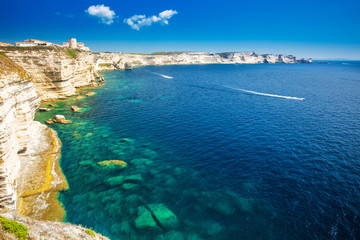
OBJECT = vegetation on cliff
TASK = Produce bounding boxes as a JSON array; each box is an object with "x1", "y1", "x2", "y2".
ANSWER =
[
  {"x1": 66, "y1": 48, "x2": 80, "y2": 59},
  {"x1": 0, "y1": 215, "x2": 29, "y2": 240},
  {"x1": 0, "y1": 51, "x2": 30, "y2": 79},
  {"x1": 85, "y1": 229, "x2": 96, "y2": 237}
]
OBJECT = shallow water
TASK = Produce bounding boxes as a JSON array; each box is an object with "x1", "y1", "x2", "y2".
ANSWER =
[{"x1": 36, "y1": 62, "x2": 360, "y2": 240}]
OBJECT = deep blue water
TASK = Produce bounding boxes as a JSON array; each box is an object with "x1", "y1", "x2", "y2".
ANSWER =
[{"x1": 38, "y1": 62, "x2": 360, "y2": 239}]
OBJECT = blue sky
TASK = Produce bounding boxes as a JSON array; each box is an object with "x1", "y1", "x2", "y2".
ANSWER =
[{"x1": 1, "y1": 0, "x2": 360, "y2": 59}]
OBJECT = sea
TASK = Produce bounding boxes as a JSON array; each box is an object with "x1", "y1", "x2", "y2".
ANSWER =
[{"x1": 35, "y1": 61, "x2": 360, "y2": 240}]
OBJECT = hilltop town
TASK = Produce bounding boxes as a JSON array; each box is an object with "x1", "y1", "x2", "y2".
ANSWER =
[{"x1": 0, "y1": 38, "x2": 90, "y2": 51}]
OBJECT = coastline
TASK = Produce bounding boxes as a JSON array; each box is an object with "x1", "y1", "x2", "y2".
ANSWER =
[
  {"x1": 21, "y1": 82, "x2": 104, "y2": 222},
  {"x1": 17, "y1": 122, "x2": 68, "y2": 222}
]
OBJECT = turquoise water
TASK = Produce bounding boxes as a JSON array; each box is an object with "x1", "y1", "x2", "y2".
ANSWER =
[{"x1": 36, "y1": 62, "x2": 360, "y2": 239}]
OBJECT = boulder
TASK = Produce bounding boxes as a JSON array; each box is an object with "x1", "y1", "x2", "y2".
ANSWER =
[
  {"x1": 45, "y1": 119, "x2": 54, "y2": 124},
  {"x1": 53, "y1": 115, "x2": 72, "y2": 124},
  {"x1": 71, "y1": 106, "x2": 81, "y2": 112},
  {"x1": 85, "y1": 92, "x2": 96, "y2": 96},
  {"x1": 39, "y1": 108, "x2": 51, "y2": 112},
  {"x1": 75, "y1": 96, "x2": 85, "y2": 100},
  {"x1": 124, "y1": 62, "x2": 132, "y2": 70}
]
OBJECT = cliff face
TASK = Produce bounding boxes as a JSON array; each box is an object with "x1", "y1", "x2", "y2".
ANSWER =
[
  {"x1": 0, "y1": 50, "x2": 108, "y2": 239},
  {"x1": 93, "y1": 51, "x2": 311, "y2": 71},
  {"x1": 2, "y1": 48, "x2": 97, "y2": 101},
  {"x1": 0, "y1": 53, "x2": 40, "y2": 210}
]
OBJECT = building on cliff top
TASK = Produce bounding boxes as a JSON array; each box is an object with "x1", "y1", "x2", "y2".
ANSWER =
[
  {"x1": 62, "y1": 38, "x2": 90, "y2": 51},
  {"x1": 15, "y1": 39, "x2": 53, "y2": 47},
  {"x1": 0, "y1": 42, "x2": 13, "y2": 46}
]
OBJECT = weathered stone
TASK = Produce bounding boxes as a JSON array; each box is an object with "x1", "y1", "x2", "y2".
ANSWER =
[
  {"x1": 71, "y1": 106, "x2": 81, "y2": 112},
  {"x1": 75, "y1": 96, "x2": 85, "y2": 100},
  {"x1": 53, "y1": 115, "x2": 72, "y2": 124},
  {"x1": 39, "y1": 108, "x2": 50, "y2": 112},
  {"x1": 85, "y1": 92, "x2": 96, "y2": 96},
  {"x1": 45, "y1": 119, "x2": 54, "y2": 124}
]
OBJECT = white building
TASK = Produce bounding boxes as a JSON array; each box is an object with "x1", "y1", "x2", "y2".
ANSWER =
[{"x1": 62, "y1": 38, "x2": 90, "y2": 51}]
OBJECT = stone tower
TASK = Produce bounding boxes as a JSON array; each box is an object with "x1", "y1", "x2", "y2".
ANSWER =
[{"x1": 69, "y1": 38, "x2": 77, "y2": 49}]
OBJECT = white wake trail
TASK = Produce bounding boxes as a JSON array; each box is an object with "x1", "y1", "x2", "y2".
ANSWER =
[
  {"x1": 223, "y1": 86, "x2": 305, "y2": 101},
  {"x1": 151, "y1": 72, "x2": 173, "y2": 79}
]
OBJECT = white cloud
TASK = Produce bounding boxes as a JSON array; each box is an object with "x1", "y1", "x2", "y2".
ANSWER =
[
  {"x1": 124, "y1": 9, "x2": 178, "y2": 30},
  {"x1": 86, "y1": 4, "x2": 116, "y2": 25}
]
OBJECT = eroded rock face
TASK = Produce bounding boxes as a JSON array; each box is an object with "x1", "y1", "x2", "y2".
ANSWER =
[
  {"x1": 3, "y1": 49, "x2": 96, "y2": 101},
  {"x1": 0, "y1": 68, "x2": 40, "y2": 209},
  {"x1": 0, "y1": 71, "x2": 40, "y2": 210}
]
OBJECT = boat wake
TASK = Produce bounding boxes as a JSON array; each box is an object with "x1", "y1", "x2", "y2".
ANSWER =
[
  {"x1": 151, "y1": 72, "x2": 173, "y2": 79},
  {"x1": 223, "y1": 86, "x2": 305, "y2": 101}
]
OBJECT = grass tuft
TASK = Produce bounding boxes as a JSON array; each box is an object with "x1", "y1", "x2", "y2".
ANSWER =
[
  {"x1": 85, "y1": 229, "x2": 96, "y2": 237},
  {"x1": 0, "y1": 52, "x2": 31, "y2": 79}
]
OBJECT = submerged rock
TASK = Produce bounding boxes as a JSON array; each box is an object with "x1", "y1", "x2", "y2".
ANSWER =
[
  {"x1": 135, "y1": 206, "x2": 158, "y2": 230},
  {"x1": 206, "y1": 222, "x2": 223, "y2": 236},
  {"x1": 157, "y1": 231, "x2": 185, "y2": 240},
  {"x1": 148, "y1": 204, "x2": 178, "y2": 229},
  {"x1": 134, "y1": 204, "x2": 178, "y2": 231},
  {"x1": 236, "y1": 196, "x2": 252, "y2": 213},
  {"x1": 106, "y1": 174, "x2": 143, "y2": 186},
  {"x1": 79, "y1": 160, "x2": 93, "y2": 166},
  {"x1": 96, "y1": 160, "x2": 127, "y2": 169},
  {"x1": 121, "y1": 138, "x2": 135, "y2": 144},
  {"x1": 122, "y1": 183, "x2": 137, "y2": 190},
  {"x1": 130, "y1": 158, "x2": 153, "y2": 166},
  {"x1": 143, "y1": 149, "x2": 158, "y2": 159}
]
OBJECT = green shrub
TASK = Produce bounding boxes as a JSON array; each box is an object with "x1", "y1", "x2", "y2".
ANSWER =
[
  {"x1": 0, "y1": 216, "x2": 29, "y2": 240},
  {"x1": 85, "y1": 229, "x2": 96, "y2": 237},
  {"x1": 66, "y1": 48, "x2": 77, "y2": 59},
  {"x1": 98, "y1": 63, "x2": 112, "y2": 67},
  {"x1": 0, "y1": 52, "x2": 7, "y2": 57}
]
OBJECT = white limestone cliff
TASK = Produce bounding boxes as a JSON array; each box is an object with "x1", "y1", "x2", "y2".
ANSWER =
[
  {"x1": 93, "y1": 51, "x2": 311, "y2": 71},
  {"x1": 0, "y1": 71, "x2": 40, "y2": 210},
  {"x1": 3, "y1": 48, "x2": 97, "y2": 101}
]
